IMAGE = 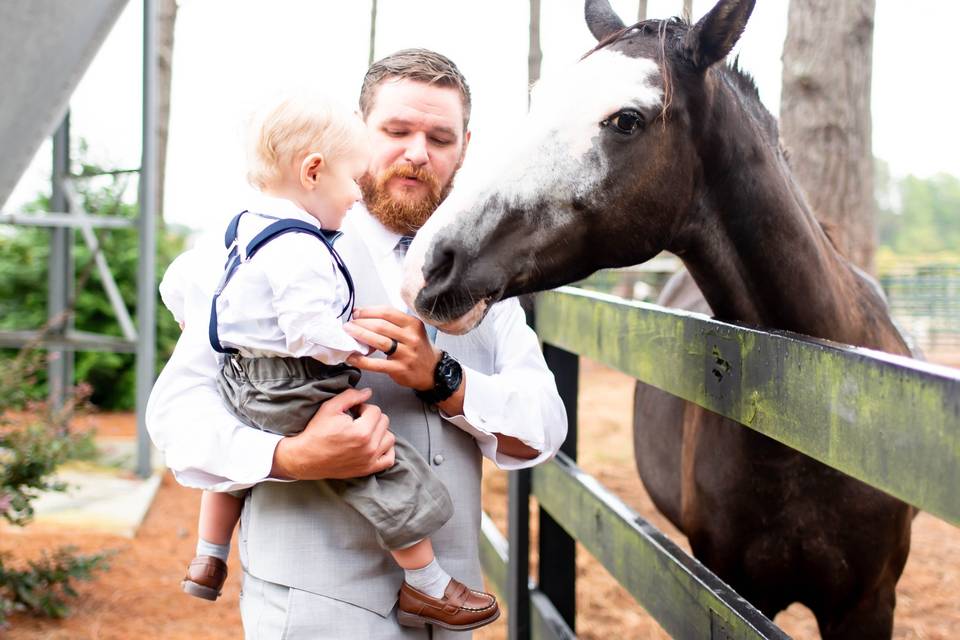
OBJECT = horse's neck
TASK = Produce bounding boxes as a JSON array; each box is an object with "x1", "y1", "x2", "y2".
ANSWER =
[{"x1": 673, "y1": 80, "x2": 890, "y2": 348}]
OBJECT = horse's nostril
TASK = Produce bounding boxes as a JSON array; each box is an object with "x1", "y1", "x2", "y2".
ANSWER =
[{"x1": 425, "y1": 243, "x2": 459, "y2": 286}]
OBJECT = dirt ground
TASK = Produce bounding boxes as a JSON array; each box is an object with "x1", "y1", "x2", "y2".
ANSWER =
[{"x1": 3, "y1": 359, "x2": 959, "y2": 639}]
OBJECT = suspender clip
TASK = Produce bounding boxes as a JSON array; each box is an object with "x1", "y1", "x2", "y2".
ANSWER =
[{"x1": 228, "y1": 354, "x2": 244, "y2": 377}]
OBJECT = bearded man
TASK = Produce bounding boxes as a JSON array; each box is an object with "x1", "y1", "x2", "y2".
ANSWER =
[{"x1": 147, "y1": 49, "x2": 567, "y2": 639}]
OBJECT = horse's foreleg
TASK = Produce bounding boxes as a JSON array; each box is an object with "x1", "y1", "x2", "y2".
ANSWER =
[
  {"x1": 633, "y1": 381, "x2": 686, "y2": 529},
  {"x1": 815, "y1": 584, "x2": 896, "y2": 640}
]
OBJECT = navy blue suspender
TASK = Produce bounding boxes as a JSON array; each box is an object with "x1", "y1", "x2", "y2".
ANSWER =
[{"x1": 209, "y1": 210, "x2": 355, "y2": 355}]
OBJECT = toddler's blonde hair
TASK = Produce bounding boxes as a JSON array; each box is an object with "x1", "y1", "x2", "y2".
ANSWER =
[{"x1": 246, "y1": 92, "x2": 368, "y2": 191}]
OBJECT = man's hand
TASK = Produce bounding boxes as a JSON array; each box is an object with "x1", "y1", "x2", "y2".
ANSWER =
[
  {"x1": 343, "y1": 308, "x2": 540, "y2": 461},
  {"x1": 271, "y1": 387, "x2": 395, "y2": 481},
  {"x1": 343, "y1": 306, "x2": 440, "y2": 391}
]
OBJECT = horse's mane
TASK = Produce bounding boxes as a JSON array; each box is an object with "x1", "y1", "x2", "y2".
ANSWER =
[
  {"x1": 582, "y1": 16, "x2": 692, "y2": 57},
  {"x1": 721, "y1": 57, "x2": 780, "y2": 145},
  {"x1": 714, "y1": 61, "x2": 847, "y2": 255},
  {"x1": 718, "y1": 64, "x2": 846, "y2": 254},
  {"x1": 724, "y1": 56, "x2": 761, "y2": 100}
]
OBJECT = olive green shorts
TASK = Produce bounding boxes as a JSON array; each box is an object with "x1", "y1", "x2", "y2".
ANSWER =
[{"x1": 217, "y1": 355, "x2": 453, "y2": 550}]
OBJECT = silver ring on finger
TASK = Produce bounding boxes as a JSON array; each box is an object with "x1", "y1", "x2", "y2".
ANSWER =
[{"x1": 383, "y1": 338, "x2": 399, "y2": 357}]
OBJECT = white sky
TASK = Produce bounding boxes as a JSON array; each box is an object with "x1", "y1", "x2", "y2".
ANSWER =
[{"x1": 7, "y1": 0, "x2": 960, "y2": 234}]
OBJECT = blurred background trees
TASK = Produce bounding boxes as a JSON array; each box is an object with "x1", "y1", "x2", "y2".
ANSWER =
[
  {"x1": 877, "y1": 165, "x2": 960, "y2": 258},
  {"x1": 0, "y1": 151, "x2": 187, "y2": 411}
]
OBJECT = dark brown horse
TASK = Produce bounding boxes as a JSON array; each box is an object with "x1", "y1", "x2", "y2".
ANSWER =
[{"x1": 401, "y1": 0, "x2": 915, "y2": 636}]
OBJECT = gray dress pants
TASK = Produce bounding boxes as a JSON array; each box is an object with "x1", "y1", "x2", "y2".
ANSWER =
[
  {"x1": 240, "y1": 571, "x2": 470, "y2": 639},
  {"x1": 217, "y1": 355, "x2": 453, "y2": 550}
]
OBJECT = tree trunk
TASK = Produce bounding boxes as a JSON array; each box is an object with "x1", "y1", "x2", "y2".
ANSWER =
[
  {"x1": 155, "y1": 0, "x2": 177, "y2": 225},
  {"x1": 780, "y1": 0, "x2": 877, "y2": 272},
  {"x1": 369, "y1": 0, "x2": 378, "y2": 66},
  {"x1": 528, "y1": 0, "x2": 542, "y2": 92},
  {"x1": 519, "y1": 0, "x2": 543, "y2": 324},
  {"x1": 637, "y1": 0, "x2": 647, "y2": 21},
  {"x1": 683, "y1": 0, "x2": 693, "y2": 20}
]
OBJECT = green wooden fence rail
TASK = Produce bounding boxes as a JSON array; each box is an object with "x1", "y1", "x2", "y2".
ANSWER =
[{"x1": 535, "y1": 287, "x2": 960, "y2": 526}]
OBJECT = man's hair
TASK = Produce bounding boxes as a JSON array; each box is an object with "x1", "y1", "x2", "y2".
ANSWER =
[
  {"x1": 245, "y1": 92, "x2": 368, "y2": 191},
  {"x1": 359, "y1": 48, "x2": 472, "y2": 131}
]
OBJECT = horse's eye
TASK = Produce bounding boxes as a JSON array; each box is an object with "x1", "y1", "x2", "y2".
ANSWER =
[{"x1": 602, "y1": 110, "x2": 644, "y2": 135}]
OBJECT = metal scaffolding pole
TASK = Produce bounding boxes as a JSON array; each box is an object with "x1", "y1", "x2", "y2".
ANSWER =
[
  {"x1": 135, "y1": 0, "x2": 157, "y2": 478},
  {"x1": 48, "y1": 115, "x2": 74, "y2": 418}
]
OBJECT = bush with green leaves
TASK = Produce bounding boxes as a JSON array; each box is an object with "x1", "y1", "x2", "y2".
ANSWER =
[
  {"x1": 0, "y1": 159, "x2": 189, "y2": 409},
  {"x1": 0, "y1": 356, "x2": 110, "y2": 627},
  {"x1": 0, "y1": 548, "x2": 108, "y2": 622}
]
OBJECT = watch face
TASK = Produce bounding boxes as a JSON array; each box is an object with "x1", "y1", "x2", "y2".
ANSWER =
[
  {"x1": 416, "y1": 351, "x2": 462, "y2": 405},
  {"x1": 438, "y1": 358, "x2": 457, "y2": 380},
  {"x1": 437, "y1": 353, "x2": 462, "y2": 390}
]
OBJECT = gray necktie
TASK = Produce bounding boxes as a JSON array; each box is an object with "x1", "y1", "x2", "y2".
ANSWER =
[
  {"x1": 395, "y1": 235, "x2": 414, "y2": 258},
  {"x1": 394, "y1": 236, "x2": 438, "y2": 342}
]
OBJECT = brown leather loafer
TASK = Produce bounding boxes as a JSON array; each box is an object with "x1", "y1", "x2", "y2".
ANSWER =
[
  {"x1": 181, "y1": 555, "x2": 227, "y2": 601},
  {"x1": 397, "y1": 578, "x2": 500, "y2": 631}
]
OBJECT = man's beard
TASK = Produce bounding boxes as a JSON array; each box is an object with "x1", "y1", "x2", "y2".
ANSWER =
[{"x1": 360, "y1": 164, "x2": 453, "y2": 234}]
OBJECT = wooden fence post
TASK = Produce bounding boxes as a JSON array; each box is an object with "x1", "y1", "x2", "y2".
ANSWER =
[
  {"x1": 540, "y1": 344, "x2": 579, "y2": 630},
  {"x1": 508, "y1": 467, "x2": 531, "y2": 639}
]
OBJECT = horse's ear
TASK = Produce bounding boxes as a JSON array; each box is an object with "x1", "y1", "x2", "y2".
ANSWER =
[
  {"x1": 585, "y1": 0, "x2": 626, "y2": 41},
  {"x1": 682, "y1": 0, "x2": 756, "y2": 71}
]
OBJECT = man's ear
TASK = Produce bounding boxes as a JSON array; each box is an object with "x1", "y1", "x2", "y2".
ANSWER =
[
  {"x1": 301, "y1": 152, "x2": 325, "y2": 188},
  {"x1": 682, "y1": 0, "x2": 755, "y2": 72}
]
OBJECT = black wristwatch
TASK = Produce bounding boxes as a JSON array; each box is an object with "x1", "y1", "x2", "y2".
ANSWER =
[{"x1": 415, "y1": 351, "x2": 463, "y2": 405}]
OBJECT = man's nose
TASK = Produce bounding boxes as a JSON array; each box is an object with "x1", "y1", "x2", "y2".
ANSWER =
[{"x1": 403, "y1": 132, "x2": 429, "y2": 166}]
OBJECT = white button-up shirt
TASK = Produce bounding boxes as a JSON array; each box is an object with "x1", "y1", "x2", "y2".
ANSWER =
[
  {"x1": 147, "y1": 204, "x2": 567, "y2": 492},
  {"x1": 196, "y1": 193, "x2": 366, "y2": 362}
]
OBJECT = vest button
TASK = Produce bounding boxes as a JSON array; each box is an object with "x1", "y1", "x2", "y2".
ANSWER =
[{"x1": 433, "y1": 454, "x2": 445, "y2": 465}]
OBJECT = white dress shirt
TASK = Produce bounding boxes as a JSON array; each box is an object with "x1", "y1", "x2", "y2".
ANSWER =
[
  {"x1": 147, "y1": 204, "x2": 567, "y2": 491},
  {"x1": 203, "y1": 193, "x2": 366, "y2": 362}
]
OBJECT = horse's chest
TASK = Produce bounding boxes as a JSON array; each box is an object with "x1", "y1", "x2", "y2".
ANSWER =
[{"x1": 691, "y1": 425, "x2": 904, "y2": 570}]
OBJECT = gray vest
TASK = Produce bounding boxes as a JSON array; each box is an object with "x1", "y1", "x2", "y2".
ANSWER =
[{"x1": 238, "y1": 230, "x2": 486, "y2": 617}]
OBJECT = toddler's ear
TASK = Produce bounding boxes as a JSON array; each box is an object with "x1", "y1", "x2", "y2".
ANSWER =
[{"x1": 301, "y1": 152, "x2": 326, "y2": 187}]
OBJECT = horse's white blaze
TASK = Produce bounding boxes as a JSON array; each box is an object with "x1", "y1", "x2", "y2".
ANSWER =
[{"x1": 402, "y1": 50, "x2": 662, "y2": 324}]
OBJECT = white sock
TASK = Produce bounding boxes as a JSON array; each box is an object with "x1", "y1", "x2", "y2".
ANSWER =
[
  {"x1": 196, "y1": 537, "x2": 230, "y2": 563},
  {"x1": 404, "y1": 558, "x2": 451, "y2": 599}
]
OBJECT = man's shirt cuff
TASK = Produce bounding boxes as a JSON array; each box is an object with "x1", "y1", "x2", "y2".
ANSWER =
[{"x1": 440, "y1": 364, "x2": 554, "y2": 470}]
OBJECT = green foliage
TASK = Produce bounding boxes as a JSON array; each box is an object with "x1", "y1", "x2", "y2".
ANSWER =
[
  {"x1": 0, "y1": 357, "x2": 109, "y2": 627},
  {"x1": 0, "y1": 411, "x2": 97, "y2": 526},
  {"x1": 876, "y1": 161, "x2": 960, "y2": 257},
  {"x1": 0, "y1": 548, "x2": 109, "y2": 622},
  {"x1": 0, "y1": 162, "x2": 188, "y2": 410}
]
